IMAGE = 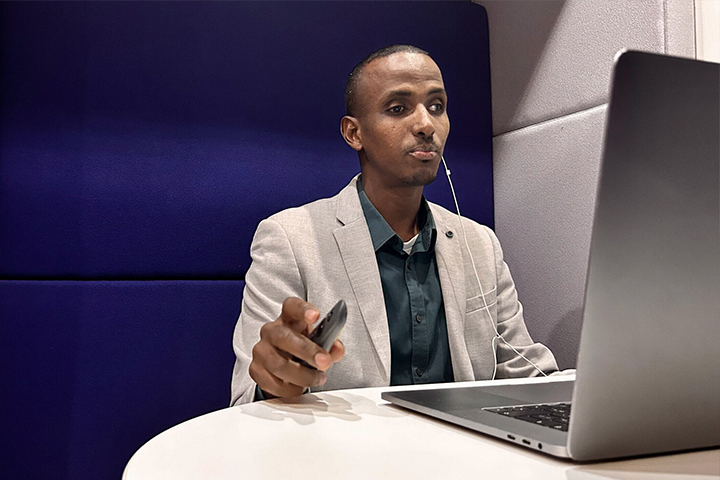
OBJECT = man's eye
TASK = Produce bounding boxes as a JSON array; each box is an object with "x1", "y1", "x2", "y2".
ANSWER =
[
  {"x1": 429, "y1": 103, "x2": 445, "y2": 113},
  {"x1": 388, "y1": 105, "x2": 405, "y2": 114}
]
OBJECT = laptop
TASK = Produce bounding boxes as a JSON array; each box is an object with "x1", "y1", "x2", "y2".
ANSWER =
[{"x1": 381, "y1": 50, "x2": 720, "y2": 461}]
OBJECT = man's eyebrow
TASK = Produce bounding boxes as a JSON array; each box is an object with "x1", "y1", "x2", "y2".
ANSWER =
[
  {"x1": 384, "y1": 87, "x2": 447, "y2": 99},
  {"x1": 385, "y1": 89, "x2": 413, "y2": 98}
]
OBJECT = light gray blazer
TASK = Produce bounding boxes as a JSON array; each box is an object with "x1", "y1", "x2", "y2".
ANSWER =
[{"x1": 231, "y1": 176, "x2": 558, "y2": 405}]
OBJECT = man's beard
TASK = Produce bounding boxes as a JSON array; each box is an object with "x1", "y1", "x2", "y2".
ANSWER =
[{"x1": 403, "y1": 166, "x2": 439, "y2": 187}]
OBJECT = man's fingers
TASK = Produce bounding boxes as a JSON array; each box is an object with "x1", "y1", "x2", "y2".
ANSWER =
[
  {"x1": 260, "y1": 321, "x2": 325, "y2": 368},
  {"x1": 251, "y1": 341, "x2": 327, "y2": 390},
  {"x1": 248, "y1": 364, "x2": 304, "y2": 398},
  {"x1": 279, "y1": 297, "x2": 319, "y2": 330},
  {"x1": 311, "y1": 340, "x2": 344, "y2": 372},
  {"x1": 314, "y1": 351, "x2": 332, "y2": 371},
  {"x1": 250, "y1": 298, "x2": 346, "y2": 397},
  {"x1": 328, "y1": 339, "x2": 345, "y2": 363}
]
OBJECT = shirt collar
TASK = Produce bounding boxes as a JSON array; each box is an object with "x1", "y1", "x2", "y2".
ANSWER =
[{"x1": 356, "y1": 176, "x2": 437, "y2": 254}]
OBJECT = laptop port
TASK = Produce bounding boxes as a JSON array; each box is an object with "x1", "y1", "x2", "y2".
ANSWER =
[
  {"x1": 522, "y1": 439, "x2": 531, "y2": 445},
  {"x1": 507, "y1": 435, "x2": 516, "y2": 441}
]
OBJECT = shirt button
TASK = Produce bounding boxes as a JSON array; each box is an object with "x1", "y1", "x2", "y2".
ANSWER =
[
  {"x1": 416, "y1": 368, "x2": 424, "y2": 377},
  {"x1": 446, "y1": 230, "x2": 454, "y2": 238},
  {"x1": 407, "y1": 263, "x2": 413, "y2": 270},
  {"x1": 416, "y1": 314, "x2": 423, "y2": 323}
]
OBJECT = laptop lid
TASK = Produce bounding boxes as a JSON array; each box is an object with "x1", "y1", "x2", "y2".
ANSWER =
[{"x1": 568, "y1": 50, "x2": 720, "y2": 460}]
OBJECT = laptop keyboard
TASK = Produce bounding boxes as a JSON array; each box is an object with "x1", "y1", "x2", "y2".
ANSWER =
[{"x1": 484, "y1": 402, "x2": 571, "y2": 432}]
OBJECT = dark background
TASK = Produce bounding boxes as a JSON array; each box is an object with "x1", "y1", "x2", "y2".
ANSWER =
[
  {"x1": 0, "y1": 2, "x2": 492, "y2": 479},
  {"x1": 0, "y1": 1, "x2": 492, "y2": 279}
]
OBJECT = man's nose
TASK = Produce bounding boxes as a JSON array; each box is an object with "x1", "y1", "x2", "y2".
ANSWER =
[{"x1": 412, "y1": 105, "x2": 435, "y2": 138}]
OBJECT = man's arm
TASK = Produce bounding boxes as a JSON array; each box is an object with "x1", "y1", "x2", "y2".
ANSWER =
[{"x1": 230, "y1": 218, "x2": 343, "y2": 405}]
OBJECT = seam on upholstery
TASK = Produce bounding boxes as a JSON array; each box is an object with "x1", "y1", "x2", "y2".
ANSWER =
[{"x1": 493, "y1": 102, "x2": 607, "y2": 139}]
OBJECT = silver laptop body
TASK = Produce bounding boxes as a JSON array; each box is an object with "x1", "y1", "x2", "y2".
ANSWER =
[{"x1": 381, "y1": 50, "x2": 720, "y2": 461}]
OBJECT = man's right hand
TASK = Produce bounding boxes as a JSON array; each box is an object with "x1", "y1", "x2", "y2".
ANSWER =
[{"x1": 248, "y1": 297, "x2": 345, "y2": 398}]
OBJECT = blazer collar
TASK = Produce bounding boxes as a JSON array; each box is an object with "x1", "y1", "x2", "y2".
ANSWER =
[
  {"x1": 429, "y1": 204, "x2": 475, "y2": 381},
  {"x1": 335, "y1": 174, "x2": 364, "y2": 226},
  {"x1": 333, "y1": 175, "x2": 391, "y2": 382}
]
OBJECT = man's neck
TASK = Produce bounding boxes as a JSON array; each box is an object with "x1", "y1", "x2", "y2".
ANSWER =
[{"x1": 361, "y1": 176, "x2": 423, "y2": 242}]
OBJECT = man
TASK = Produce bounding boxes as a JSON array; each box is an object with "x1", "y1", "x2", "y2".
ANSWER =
[{"x1": 231, "y1": 45, "x2": 557, "y2": 405}]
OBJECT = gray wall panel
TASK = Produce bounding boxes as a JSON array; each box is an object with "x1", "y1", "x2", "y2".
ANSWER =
[
  {"x1": 477, "y1": 0, "x2": 664, "y2": 135},
  {"x1": 482, "y1": 0, "x2": 695, "y2": 369},
  {"x1": 665, "y1": 0, "x2": 696, "y2": 57},
  {"x1": 493, "y1": 106, "x2": 607, "y2": 369}
]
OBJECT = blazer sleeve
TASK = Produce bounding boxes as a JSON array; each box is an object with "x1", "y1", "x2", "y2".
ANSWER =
[
  {"x1": 230, "y1": 218, "x2": 306, "y2": 405},
  {"x1": 484, "y1": 226, "x2": 560, "y2": 378}
]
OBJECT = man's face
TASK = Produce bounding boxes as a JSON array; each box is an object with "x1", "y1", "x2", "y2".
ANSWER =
[{"x1": 347, "y1": 52, "x2": 450, "y2": 188}]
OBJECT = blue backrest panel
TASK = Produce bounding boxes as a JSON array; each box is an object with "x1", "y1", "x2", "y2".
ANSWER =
[
  {"x1": 0, "y1": 2, "x2": 491, "y2": 479},
  {"x1": 0, "y1": 1, "x2": 492, "y2": 279},
  {"x1": 0, "y1": 280, "x2": 243, "y2": 479}
]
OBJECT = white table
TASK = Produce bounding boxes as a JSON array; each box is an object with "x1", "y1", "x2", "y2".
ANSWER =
[{"x1": 123, "y1": 376, "x2": 719, "y2": 479}]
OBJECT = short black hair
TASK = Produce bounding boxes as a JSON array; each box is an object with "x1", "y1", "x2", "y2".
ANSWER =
[{"x1": 344, "y1": 44, "x2": 430, "y2": 117}]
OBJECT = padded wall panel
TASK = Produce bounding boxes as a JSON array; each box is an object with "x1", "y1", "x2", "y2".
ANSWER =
[
  {"x1": 664, "y1": 0, "x2": 696, "y2": 58},
  {"x1": 477, "y1": 0, "x2": 664, "y2": 135},
  {"x1": 493, "y1": 106, "x2": 607, "y2": 369},
  {"x1": 0, "y1": 1, "x2": 492, "y2": 279},
  {"x1": 0, "y1": 280, "x2": 242, "y2": 480}
]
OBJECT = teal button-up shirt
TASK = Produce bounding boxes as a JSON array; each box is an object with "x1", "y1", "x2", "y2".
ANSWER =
[{"x1": 357, "y1": 178, "x2": 454, "y2": 385}]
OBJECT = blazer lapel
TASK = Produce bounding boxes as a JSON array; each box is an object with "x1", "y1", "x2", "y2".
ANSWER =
[
  {"x1": 432, "y1": 206, "x2": 475, "y2": 381},
  {"x1": 333, "y1": 178, "x2": 391, "y2": 382}
]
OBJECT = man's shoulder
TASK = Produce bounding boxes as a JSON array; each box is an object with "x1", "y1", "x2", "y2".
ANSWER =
[
  {"x1": 267, "y1": 195, "x2": 336, "y2": 221},
  {"x1": 261, "y1": 176, "x2": 360, "y2": 230},
  {"x1": 427, "y1": 201, "x2": 494, "y2": 238},
  {"x1": 427, "y1": 201, "x2": 502, "y2": 263},
  {"x1": 260, "y1": 196, "x2": 338, "y2": 238}
]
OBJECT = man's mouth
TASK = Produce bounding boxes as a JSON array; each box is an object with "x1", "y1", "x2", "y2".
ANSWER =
[{"x1": 408, "y1": 147, "x2": 438, "y2": 161}]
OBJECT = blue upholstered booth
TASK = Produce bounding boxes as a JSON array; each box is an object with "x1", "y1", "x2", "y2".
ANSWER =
[{"x1": 0, "y1": 2, "x2": 492, "y2": 478}]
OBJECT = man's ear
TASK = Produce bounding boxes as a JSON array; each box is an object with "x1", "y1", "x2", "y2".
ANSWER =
[{"x1": 340, "y1": 116, "x2": 362, "y2": 152}]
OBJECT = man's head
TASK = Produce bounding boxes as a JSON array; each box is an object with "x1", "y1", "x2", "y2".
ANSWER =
[
  {"x1": 344, "y1": 45, "x2": 430, "y2": 118},
  {"x1": 340, "y1": 45, "x2": 450, "y2": 189}
]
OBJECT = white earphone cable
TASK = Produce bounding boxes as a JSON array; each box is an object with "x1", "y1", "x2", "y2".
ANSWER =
[{"x1": 441, "y1": 156, "x2": 547, "y2": 379}]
